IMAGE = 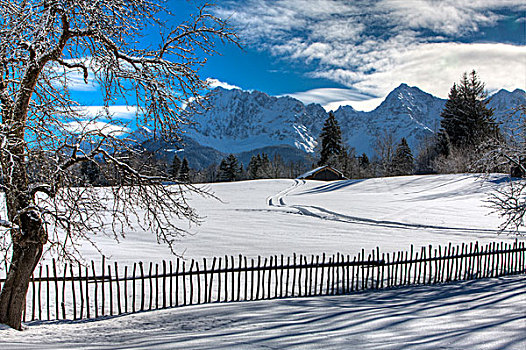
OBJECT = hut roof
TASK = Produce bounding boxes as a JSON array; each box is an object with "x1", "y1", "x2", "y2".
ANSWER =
[{"x1": 297, "y1": 165, "x2": 346, "y2": 180}]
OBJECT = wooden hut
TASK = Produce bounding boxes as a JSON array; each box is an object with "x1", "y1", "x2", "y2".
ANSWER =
[{"x1": 297, "y1": 165, "x2": 347, "y2": 181}]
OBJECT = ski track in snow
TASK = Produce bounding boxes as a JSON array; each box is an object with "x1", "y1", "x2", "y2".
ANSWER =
[{"x1": 267, "y1": 178, "x2": 504, "y2": 238}]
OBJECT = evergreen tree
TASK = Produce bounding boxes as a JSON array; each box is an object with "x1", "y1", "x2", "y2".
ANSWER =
[
  {"x1": 390, "y1": 138, "x2": 414, "y2": 176},
  {"x1": 318, "y1": 112, "x2": 344, "y2": 166},
  {"x1": 259, "y1": 153, "x2": 272, "y2": 178},
  {"x1": 218, "y1": 154, "x2": 242, "y2": 182},
  {"x1": 438, "y1": 70, "x2": 497, "y2": 152},
  {"x1": 359, "y1": 153, "x2": 369, "y2": 167},
  {"x1": 247, "y1": 154, "x2": 262, "y2": 179},
  {"x1": 178, "y1": 157, "x2": 190, "y2": 182},
  {"x1": 170, "y1": 154, "x2": 182, "y2": 180}
]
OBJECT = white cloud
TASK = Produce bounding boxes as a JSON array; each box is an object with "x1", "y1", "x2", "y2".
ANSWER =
[
  {"x1": 206, "y1": 78, "x2": 241, "y2": 90},
  {"x1": 379, "y1": 0, "x2": 503, "y2": 35},
  {"x1": 216, "y1": 0, "x2": 526, "y2": 98},
  {"x1": 74, "y1": 105, "x2": 139, "y2": 120},
  {"x1": 325, "y1": 97, "x2": 385, "y2": 112},
  {"x1": 47, "y1": 57, "x2": 99, "y2": 92},
  {"x1": 283, "y1": 87, "x2": 382, "y2": 111},
  {"x1": 312, "y1": 43, "x2": 526, "y2": 98},
  {"x1": 64, "y1": 120, "x2": 131, "y2": 137}
]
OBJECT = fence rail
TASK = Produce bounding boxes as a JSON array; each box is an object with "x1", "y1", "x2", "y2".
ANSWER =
[{"x1": 0, "y1": 240, "x2": 524, "y2": 322}]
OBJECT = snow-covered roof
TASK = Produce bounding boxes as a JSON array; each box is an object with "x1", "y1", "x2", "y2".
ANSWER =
[{"x1": 297, "y1": 165, "x2": 345, "y2": 179}]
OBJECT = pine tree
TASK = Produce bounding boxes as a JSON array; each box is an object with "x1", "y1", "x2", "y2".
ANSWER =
[
  {"x1": 318, "y1": 111, "x2": 344, "y2": 166},
  {"x1": 390, "y1": 138, "x2": 414, "y2": 176},
  {"x1": 438, "y1": 70, "x2": 497, "y2": 152},
  {"x1": 359, "y1": 153, "x2": 369, "y2": 167},
  {"x1": 218, "y1": 154, "x2": 242, "y2": 182},
  {"x1": 178, "y1": 157, "x2": 190, "y2": 182},
  {"x1": 170, "y1": 154, "x2": 182, "y2": 180},
  {"x1": 247, "y1": 154, "x2": 262, "y2": 179},
  {"x1": 259, "y1": 153, "x2": 271, "y2": 178}
]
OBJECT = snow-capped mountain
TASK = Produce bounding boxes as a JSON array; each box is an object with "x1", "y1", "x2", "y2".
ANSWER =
[
  {"x1": 488, "y1": 88, "x2": 525, "y2": 121},
  {"x1": 332, "y1": 83, "x2": 446, "y2": 155},
  {"x1": 187, "y1": 88, "x2": 326, "y2": 154},
  {"x1": 171, "y1": 85, "x2": 524, "y2": 168}
]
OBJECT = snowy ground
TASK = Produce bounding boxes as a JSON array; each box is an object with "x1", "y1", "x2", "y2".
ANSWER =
[
  {"x1": 54, "y1": 173, "x2": 520, "y2": 266},
  {"x1": 1, "y1": 174, "x2": 525, "y2": 348},
  {"x1": 1, "y1": 275, "x2": 524, "y2": 349}
]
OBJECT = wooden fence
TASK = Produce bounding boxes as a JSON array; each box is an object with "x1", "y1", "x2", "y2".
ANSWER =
[{"x1": 0, "y1": 240, "x2": 524, "y2": 322}]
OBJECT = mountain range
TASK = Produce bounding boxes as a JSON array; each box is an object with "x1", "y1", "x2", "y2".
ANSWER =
[{"x1": 144, "y1": 84, "x2": 526, "y2": 169}]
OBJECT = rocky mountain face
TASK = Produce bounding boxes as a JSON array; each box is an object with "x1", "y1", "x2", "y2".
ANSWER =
[
  {"x1": 148, "y1": 85, "x2": 525, "y2": 169},
  {"x1": 332, "y1": 83, "x2": 447, "y2": 155},
  {"x1": 186, "y1": 88, "x2": 327, "y2": 154}
]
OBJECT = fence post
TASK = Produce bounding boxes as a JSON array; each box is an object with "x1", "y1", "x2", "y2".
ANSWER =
[
  {"x1": 148, "y1": 262, "x2": 153, "y2": 310},
  {"x1": 279, "y1": 255, "x2": 284, "y2": 298},
  {"x1": 139, "y1": 262, "x2": 145, "y2": 311},
  {"x1": 320, "y1": 253, "x2": 325, "y2": 294},
  {"x1": 433, "y1": 248, "x2": 438, "y2": 284},
  {"x1": 101, "y1": 257, "x2": 105, "y2": 316},
  {"x1": 182, "y1": 260, "x2": 187, "y2": 305},
  {"x1": 307, "y1": 255, "x2": 314, "y2": 296},
  {"x1": 376, "y1": 247, "x2": 381, "y2": 289},
  {"x1": 268, "y1": 256, "x2": 274, "y2": 299},
  {"x1": 445, "y1": 243, "x2": 452, "y2": 282},
  {"x1": 78, "y1": 263, "x2": 84, "y2": 319},
  {"x1": 162, "y1": 260, "x2": 167, "y2": 308},
  {"x1": 38, "y1": 265, "x2": 43, "y2": 320},
  {"x1": 208, "y1": 258, "x2": 215, "y2": 303},
  {"x1": 262, "y1": 257, "x2": 268, "y2": 299},
  {"x1": 251, "y1": 257, "x2": 256, "y2": 300},
  {"x1": 30, "y1": 270, "x2": 35, "y2": 321},
  {"x1": 280, "y1": 255, "x2": 285, "y2": 298},
  {"x1": 176, "y1": 259, "x2": 180, "y2": 306},
  {"x1": 223, "y1": 256, "x2": 228, "y2": 302},
  {"x1": 231, "y1": 256, "x2": 236, "y2": 302},
  {"x1": 115, "y1": 262, "x2": 121, "y2": 315},
  {"x1": 365, "y1": 250, "x2": 374, "y2": 289},
  {"x1": 338, "y1": 253, "x2": 343, "y2": 294},
  {"x1": 427, "y1": 245, "x2": 433, "y2": 284},
  {"x1": 108, "y1": 264, "x2": 113, "y2": 316},
  {"x1": 196, "y1": 260, "x2": 201, "y2": 305},
  {"x1": 327, "y1": 255, "x2": 332, "y2": 294},
  {"x1": 238, "y1": 255, "x2": 242, "y2": 302},
  {"x1": 170, "y1": 261, "x2": 174, "y2": 307},
  {"x1": 314, "y1": 255, "x2": 320, "y2": 295},
  {"x1": 155, "y1": 263, "x2": 159, "y2": 309},
  {"x1": 202, "y1": 258, "x2": 207, "y2": 305},
  {"x1": 291, "y1": 254, "x2": 296, "y2": 297},
  {"x1": 132, "y1": 263, "x2": 137, "y2": 313},
  {"x1": 52, "y1": 259, "x2": 59, "y2": 320},
  {"x1": 85, "y1": 265, "x2": 90, "y2": 319},
  {"x1": 297, "y1": 255, "x2": 302, "y2": 297},
  {"x1": 70, "y1": 264, "x2": 76, "y2": 320},
  {"x1": 216, "y1": 258, "x2": 221, "y2": 302}
]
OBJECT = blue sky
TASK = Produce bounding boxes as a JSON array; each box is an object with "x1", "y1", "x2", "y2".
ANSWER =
[
  {"x1": 183, "y1": 0, "x2": 525, "y2": 111},
  {"x1": 69, "y1": 0, "x2": 525, "y2": 118}
]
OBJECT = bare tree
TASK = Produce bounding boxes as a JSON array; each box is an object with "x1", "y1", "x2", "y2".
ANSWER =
[
  {"x1": 0, "y1": 0, "x2": 237, "y2": 329},
  {"x1": 478, "y1": 105, "x2": 526, "y2": 233},
  {"x1": 374, "y1": 129, "x2": 396, "y2": 176}
]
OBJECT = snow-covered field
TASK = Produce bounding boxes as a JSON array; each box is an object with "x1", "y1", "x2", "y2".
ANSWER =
[
  {"x1": 1, "y1": 174, "x2": 525, "y2": 349},
  {"x1": 63, "y1": 173, "x2": 520, "y2": 266}
]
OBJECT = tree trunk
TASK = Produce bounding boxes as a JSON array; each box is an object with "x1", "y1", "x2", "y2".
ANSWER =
[{"x1": 0, "y1": 225, "x2": 44, "y2": 330}]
